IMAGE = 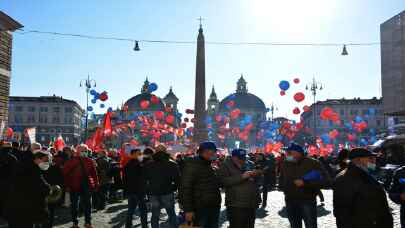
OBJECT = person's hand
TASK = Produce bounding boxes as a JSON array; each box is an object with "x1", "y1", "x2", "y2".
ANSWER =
[
  {"x1": 242, "y1": 171, "x2": 255, "y2": 179},
  {"x1": 400, "y1": 193, "x2": 405, "y2": 202},
  {"x1": 294, "y1": 179, "x2": 305, "y2": 187},
  {"x1": 185, "y1": 212, "x2": 194, "y2": 222}
]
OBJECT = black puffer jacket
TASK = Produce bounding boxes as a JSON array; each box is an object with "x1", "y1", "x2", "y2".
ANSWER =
[
  {"x1": 123, "y1": 159, "x2": 146, "y2": 196},
  {"x1": 180, "y1": 156, "x2": 221, "y2": 212},
  {"x1": 333, "y1": 163, "x2": 393, "y2": 228},
  {"x1": 0, "y1": 147, "x2": 17, "y2": 216},
  {"x1": 4, "y1": 161, "x2": 51, "y2": 223},
  {"x1": 144, "y1": 151, "x2": 180, "y2": 196}
]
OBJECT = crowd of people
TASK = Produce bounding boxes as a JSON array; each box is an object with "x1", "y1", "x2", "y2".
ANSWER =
[{"x1": 0, "y1": 139, "x2": 404, "y2": 228}]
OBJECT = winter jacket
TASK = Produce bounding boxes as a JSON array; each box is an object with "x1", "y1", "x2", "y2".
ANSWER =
[
  {"x1": 333, "y1": 163, "x2": 393, "y2": 228},
  {"x1": 96, "y1": 156, "x2": 113, "y2": 185},
  {"x1": 123, "y1": 159, "x2": 146, "y2": 196},
  {"x1": 144, "y1": 151, "x2": 180, "y2": 196},
  {"x1": 4, "y1": 161, "x2": 51, "y2": 223},
  {"x1": 0, "y1": 147, "x2": 17, "y2": 216},
  {"x1": 180, "y1": 156, "x2": 222, "y2": 212},
  {"x1": 218, "y1": 158, "x2": 260, "y2": 209},
  {"x1": 63, "y1": 156, "x2": 99, "y2": 192},
  {"x1": 280, "y1": 157, "x2": 332, "y2": 202},
  {"x1": 389, "y1": 166, "x2": 405, "y2": 204}
]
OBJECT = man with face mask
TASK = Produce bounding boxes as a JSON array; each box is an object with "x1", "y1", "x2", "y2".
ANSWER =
[
  {"x1": 218, "y1": 149, "x2": 262, "y2": 228},
  {"x1": 180, "y1": 141, "x2": 222, "y2": 228},
  {"x1": 334, "y1": 148, "x2": 393, "y2": 228},
  {"x1": 280, "y1": 143, "x2": 332, "y2": 228},
  {"x1": 123, "y1": 149, "x2": 148, "y2": 228},
  {"x1": 4, "y1": 149, "x2": 52, "y2": 228}
]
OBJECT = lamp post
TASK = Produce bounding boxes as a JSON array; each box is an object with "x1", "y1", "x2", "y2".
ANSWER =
[
  {"x1": 306, "y1": 77, "x2": 323, "y2": 143},
  {"x1": 80, "y1": 75, "x2": 96, "y2": 142},
  {"x1": 269, "y1": 103, "x2": 278, "y2": 121}
]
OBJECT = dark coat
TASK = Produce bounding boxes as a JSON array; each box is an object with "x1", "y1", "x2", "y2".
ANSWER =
[
  {"x1": 123, "y1": 159, "x2": 146, "y2": 196},
  {"x1": 180, "y1": 156, "x2": 222, "y2": 212},
  {"x1": 0, "y1": 147, "x2": 17, "y2": 216},
  {"x1": 333, "y1": 163, "x2": 393, "y2": 228},
  {"x1": 96, "y1": 156, "x2": 113, "y2": 185},
  {"x1": 218, "y1": 158, "x2": 260, "y2": 208},
  {"x1": 389, "y1": 165, "x2": 405, "y2": 204},
  {"x1": 4, "y1": 161, "x2": 51, "y2": 223},
  {"x1": 144, "y1": 151, "x2": 180, "y2": 196},
  {"x1": 280, "y1": 157, "x2": 332, "y2": 202}
]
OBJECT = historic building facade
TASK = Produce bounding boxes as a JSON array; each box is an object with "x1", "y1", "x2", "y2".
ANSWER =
[
  {"x1": 8, "y1": 95, "x2": 84, "y2": 145},
  {"x1": 0, "y1": 11, "x2": 23, "y2": 128}
]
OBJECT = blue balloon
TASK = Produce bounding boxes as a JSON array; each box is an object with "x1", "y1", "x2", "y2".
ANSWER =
[
  {"x1": 279, "y1": 80, "x2": 290, "y2": 91},
  {"x1": 321, "y1": 134, "x2": 331, "y2": 144},
  {"x1": 87, "y1": 106, "x2": 93, "y2": 112},
  {"x1": 91, "y1": 99, "x2": 97, "y2": 104},
  {"x1": 90, "y1": 89, "x2": 97, "y2": 95},
  {"x1": 148, "y1": 83, "x2": 158, "y2": 92},
  {"x1": 360, "y1": 138, "x2": 368, "y2": 146},
  {"x1": 244, "y1": 115, "x2": 253, "y2": 123},
  {"x1": 354, "y1": 116, "x2": 363, "y2": 123},
  {"x1": 368, "y1": 108, "x2": 376, "y2": 116},
  {"x1": 100, "y1": 104, "x2": 105, "y2": 108},
  {"x1": 108, "y1": 107, "x2": 113, "y2": 112}
]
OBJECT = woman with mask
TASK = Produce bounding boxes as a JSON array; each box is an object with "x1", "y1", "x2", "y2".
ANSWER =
[{"x1": 4, "y1": 149, "x2": 52, "y2": 228}]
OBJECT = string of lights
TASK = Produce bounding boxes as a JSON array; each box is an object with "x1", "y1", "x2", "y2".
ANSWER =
[{"x1": 15, "y1": 28, "x2": 383, "y2": 54}]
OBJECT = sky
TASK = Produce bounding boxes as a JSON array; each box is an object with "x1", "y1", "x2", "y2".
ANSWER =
[{"x1": 1, "y1": 0, "x2": 404, "y2": 120}]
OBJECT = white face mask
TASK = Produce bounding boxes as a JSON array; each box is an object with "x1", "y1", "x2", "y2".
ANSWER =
[
  {"x1": 38, "y1": 162, "x2": 50, "y2": 171},
  {"x1": 137, "y1": 155, "x2": 144, "y2": 162}
]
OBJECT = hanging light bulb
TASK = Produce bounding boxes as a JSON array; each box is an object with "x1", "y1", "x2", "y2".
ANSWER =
[
  {"x1": 134, "y1": 41, "x2": 140, "y2": 51},
  {"x1": 341, "y1": 44, "x2": 348, "y2": 56}
]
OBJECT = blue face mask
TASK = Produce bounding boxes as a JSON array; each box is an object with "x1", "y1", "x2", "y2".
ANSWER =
[{"x1": 286, "y1": 155, "x2": 295, "y2": 162}]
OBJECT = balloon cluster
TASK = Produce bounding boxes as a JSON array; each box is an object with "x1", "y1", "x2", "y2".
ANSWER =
[
  {"x1": 89, "y1": 89, "x2": 110, "y2": 111},
  {"x1": 278, "y1": 78, "x2": 308, "y2": 115}
]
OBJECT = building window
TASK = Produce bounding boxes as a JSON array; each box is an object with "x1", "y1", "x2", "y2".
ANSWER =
[
  {"x1": 52, "y1": 116, "x2": 60, "y2": 124},
  {"x1": 27, "y1": 115, "x2": 36, "y2": 123},
  {"x1": 40, "y1": 107, "x2": 48, "y2": 112},
  {"x1": 53, "y1": 107, "x2": 60, "y2": 113},
  {"x1": 15, "y1": 106, "x2": 23, "y2": 112},
  {"x1": 28, "y1": 106, "x2": 36, "y2": 112},
  {"x1": 14, "y1": 115, "x2": 23, "y2": 123},
  {"x1": 340, "y1": 109, "x2": 345, "y2": 116},
  {"x1": 350, "y1": 109, "x2": 359, "y2": 115},
  {"x1": 65, "y1": 136, "x2": 70, "y2": 142},
  {"x1": 39, "y1": 115, "x2": 48, "y2": 123},
  {"x1": 65, "y1": 107, "x2": 73, "y2": 113},
  {"x1": 40, "y1": 136, "x2": 45, "y2": 142}
]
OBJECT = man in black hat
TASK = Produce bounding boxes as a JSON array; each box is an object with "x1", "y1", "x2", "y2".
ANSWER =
[
  {"x1": 333, "y1": 148, "x2": 393, "y2": 228},
  {"x1": 180, "y1": 141, "x2": 222, "y2": 228}
]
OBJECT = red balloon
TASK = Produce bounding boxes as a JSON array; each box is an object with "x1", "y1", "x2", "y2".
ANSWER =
[
  {"x1": 303, "y1": 105, "x2": 310, "y2": 112},
  {"x1": 154, "y1": 111, "x2": 164, "y2": 120},
  {"x1": 293, "y1": 107, "x2": 301, "y2": 115},
  {"x1": 293, "y1": 78, "x2": 300, "y2": 84},
  {"x1": 293, "y1": 92, "x2": 305, "y2": 102},
  {"x1": 227, "y1": 101, "x2": 235, "y2": 107},
  {"x1": 230, "y1": 109, "x2": 241, "y2": 119},
  {"x1": 150, "y1": 95, "x2": 160, "y2": 104},
  {"x1": 165, "y1": 115, "x2": 175, "y2": 124},
  {"x1": 280, "y1": 90, "x2": 286, "y2": 96},
  {"x1": 99, "y1": 92, "x2": 108, "y2": 101},
  {"x1": 5, "y1": 127, "x2": 13, "y2": 138},
  {"x1": 140, "y1": 100, "x2": 150, "y2": 109}
]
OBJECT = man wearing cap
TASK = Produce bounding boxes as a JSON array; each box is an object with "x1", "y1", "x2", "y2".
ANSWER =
[
  {"x1": 180, "y1": 141, "x2": 222, "y2": 228},
  {"x1": 334, "y1": 148, "x2": 393, "y2": 228},
  {"x1": 218, "y1": 148, "x2": 262, "y2": 228},
  {"x1": 280, "y1": 143, "x2": 332, "y2": 228}
]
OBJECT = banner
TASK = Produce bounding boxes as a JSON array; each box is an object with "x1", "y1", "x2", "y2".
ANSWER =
[{"x1": 25, "y1": 127, "x2": 36, "y2": 143}]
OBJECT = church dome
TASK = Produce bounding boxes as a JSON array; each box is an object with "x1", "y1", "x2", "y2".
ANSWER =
[
  {"x1": 218, "y1": 93, "x2": 266, "y2": 113},
  {"x1": 218, "y1": 75, "x2": 266, "y2": 113},
  {"x1": 125, "y1": 78, "x2": 165, "y2": 112}
]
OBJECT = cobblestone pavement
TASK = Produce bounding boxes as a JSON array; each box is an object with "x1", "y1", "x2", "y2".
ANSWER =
[{"x1": 0, "y1": 190, "x2": 402, "y2": 227}]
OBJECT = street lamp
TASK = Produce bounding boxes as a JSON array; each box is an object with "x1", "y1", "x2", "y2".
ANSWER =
[
  {"x1": 305, "y1": 77, "x2": 323, "y2": 143},
  {"x1": 269, "y1": 103, "x2": 278, "y2": 121},
  {"x1": 80, "y1": 75, "x2": 96, "y2": 142}
]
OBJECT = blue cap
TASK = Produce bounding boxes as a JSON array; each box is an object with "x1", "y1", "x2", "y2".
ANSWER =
[
  {"x1": 286, "y1": 143, "x2": 305, "y2": 154},
  {"x1": 232, "y1": 148, "x2": 247, "y2": 160},
  {"x1": 198, "y1": 141, "x2": 217, "y2": 152}
]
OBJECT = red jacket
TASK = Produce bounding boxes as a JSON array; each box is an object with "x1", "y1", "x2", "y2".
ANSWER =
[{"x1": 63, "y1": 157, "x2": 99, "y2": 192}]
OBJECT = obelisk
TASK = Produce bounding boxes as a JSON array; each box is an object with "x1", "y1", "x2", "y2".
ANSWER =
[{"x1": 193, "y1": 18, "x2": 208, "y2": 143}]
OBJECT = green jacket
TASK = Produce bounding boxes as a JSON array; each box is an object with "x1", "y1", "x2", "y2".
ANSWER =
[
  {"x1": 218, "y1": 158, "x2": 261, "y2": 209},
  {"x1": 280, "y1": 157, "x2": 332, "y2": 202}
]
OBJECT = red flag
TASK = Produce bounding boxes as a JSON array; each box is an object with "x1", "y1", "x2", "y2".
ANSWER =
[
  {"x1": 86, "y1": 127, "x2": 104, "y2": 151},
  {"x1": 54, "y1": 135, "x2": 65, "y2": 151},
  {"x1": 103, "y1": 111, "x2": 112, "y2": 137}
]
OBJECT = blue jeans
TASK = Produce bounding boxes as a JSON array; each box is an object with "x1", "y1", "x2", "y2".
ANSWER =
[
  {"x1": 286, "y1": 200, "x2": 317, "y2": 228},
  {"x1": 126, "y1": 194, "x2": 148, "y2": 228},
  {"x1": 70, "y1": 190, "x2": 92, "y2": 225},
  {"x1": 195, "y1": 206, "x2": 220, "y2": 228},
  {"x1": 150, "y1": 193, "x2": 178, "y2": 228}
]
